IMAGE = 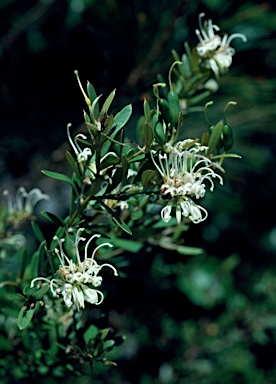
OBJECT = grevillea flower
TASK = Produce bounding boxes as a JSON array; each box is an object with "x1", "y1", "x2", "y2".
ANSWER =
[
  {"x1": 151, "y1": 139, "x2": 223, "y2": 224},
  {"x1": 31, "y1": 229, "x2": 117, "y2": 311},
  {"x1": 195, "y1": 13, "x2": 247, "y2": 77},
  {"x1": 3, "y1": 187, "x2": 49, "y2": 224},
  {"x1": 67, "y1": 123, "x2": 92, "y2": 163}
]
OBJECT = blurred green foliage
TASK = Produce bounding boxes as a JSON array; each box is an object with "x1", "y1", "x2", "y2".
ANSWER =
[{"x1": 0, "y1": 0, "x2": 276, "y2": 383}]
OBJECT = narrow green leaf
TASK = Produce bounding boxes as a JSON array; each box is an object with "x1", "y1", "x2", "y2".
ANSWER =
[
  {"x1": 189, "y1": 90, "x2": 212, "y2": 106},
  {"x1": 109, "y1": 236, "x2": 143, "y2": 253},
  {"x1": 100, "y1": 202, "x2": 132, "y2": 235},
  {"x1": 111, "y1": 104, "x2": 132, "y2": 137},
  {"x1": 41, "y1": 211, "x2": 65, "y2": 227},
  {"x1": 100, "y1": 328, "x2": 110, "y2": 340},
  {"x1": 143, "y1": 99, "x2": 151, "y2": 122},
  {"x1": 22, "y1": 240, "x2": 46, "y2": 280},
  {"x1": 158, "y1": 237, "x2": 203, "y2": 255},
  {"x1": 101, "y1": 104, "x2": 132, "y2": 155},
  {"x1": 65, "y1": 151, "x2": 81, "y2": 179},
  {"x1": 24, "y1": 283, "x2": 49, "y2": 300},
  {"x1": 201, "y1": 131, "x2": 210, "y2": 147},
  {"x1": 18, "y1": 305, "x2": 36, "y2": 330},
  {"x1": 212, "y1": 153, "x2": 241, "y2": 160},
  {"x1": 133, "y1": 159, "x2": 154, "y2": 183},
  {"x1": 121, "y1": 155, "x2": 129, "y2": 186},
  {"x1": 87, "y1": 81, "x2": 99, "y2": 116},
  {"x1": 83, "y1": 110, "x2": 91, "y2": 123},
  {"x1": 31, "y1": 221, "x2": 44, "y2": 243},
  {"x1": 176, "y1": 245, "x2": 204, "y2": 255},
  {"x1": 101, "y1": 89, "x2": 116, "y2": 115},
  {"x1": 171, "y1": 48, "x2": 181, "y2": 62},
  {"x1": 143, "y1": 121, "x2": 154, "y2": 148},
  {"x1": 128, "y1": 154, "x2": 146, "y2": 163},
  {"x1": 103, "y1": 340, "x2": 115, "y2": 350},
  {"x1": 181, "y1": 53, "x2": 192, "y2": 77},
  {"x1": 41, "y1": 170, "x2": 78, "y2": 194},
  {"x1": 207, "y1": 120, "x2": 224, "y2": 155},
  {"x1": 141, "y1": 169, "x2": 155, "y2": 189}
]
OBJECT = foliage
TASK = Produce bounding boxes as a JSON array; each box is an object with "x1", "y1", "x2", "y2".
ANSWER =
[{"x1": 0, "y1": 1, "x2": 276, "y2": 383}]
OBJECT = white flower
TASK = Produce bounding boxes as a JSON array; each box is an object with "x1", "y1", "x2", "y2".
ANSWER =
[
  {"x1": 161, "y1": 197, "x2": 208, "y2": 225},
  {"x1": 195, "y1": 13, "x2": 221, "y2": 56},
  {"x1": 195, "y1": 13, "x2": 247, "y2": 77},
  {"x1": 151, "y1": 139, "x2": 223, "y2": 224},
  {"x1": 0, "y1": 234, "x2": 26, "y2": 249},
  {"x1": 3, "y1": 187, "x2": 49, "y2": 222},
  {"x1": 67, "y1": 123, "x2": 92, "y2": 163},
  {"x1": 31, "y1": 229, "x2": 117, "y2": 311}
]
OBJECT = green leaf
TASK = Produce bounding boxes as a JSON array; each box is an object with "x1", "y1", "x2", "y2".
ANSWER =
[
  {"x1": 24, "y1": 283, "x2": 49, "y2": 300},
  {"x1": 171, "y1": 48, "x2": 181, "y2": 62},
  {"x1": 31, "y1": 221, "x2": 44, "y2": 243},
  {"x1": 101, "y1": 89, "x2": 116, "y2": 115},
  {"x1": 103, "y1": 339, "x2": 115, "y2": 350},
  {"x1": 207, "y1": 120, "x2": 224, "y2": 155},
  {"x1": 18, "y1": 305, "x2": 36, "y2": 330},
  {"x1": 84, "y1": 324, "x2": 99, "y2": 344},
  {"x1": 100, "y1": 328, "x2": 110, "y2": 340},
  {"x1": 201, "y1": 131, "x2": 210, "y2": 147},
  {"x1": 109, "y1": 236, "x2": 143, "y2": 253},
  {"x1": 143, "y1": 99, "x2": 151, "y2": 122},
  {"x1": 100, "y1": 202, "x2": 132, "y2": 235},
  {"x1": 175, "y1": 245, "x2": 204, "y2": 256},
  {"x1": 121, "y1": 155, "x2": 129, "y2": 186},
  {"x1": 143, "y1": 121, "x2": 154, "y2": 148},
  {"x1": 100, "y1": 103, "x2": 131, "y2": 155},
  {"x1": 141, "y1": 169, "x2": 155, "y2": 189},
  {"x1": 83, "y1": 110, "x2": 91, "y2": 123},
  {"x1": 65, "y1": 151, "x2": 81, "y2": 179},
  {"x1": 212, "y1": 153, "x2": 241, "y2": 160},
  {"x1": 25, "y1": 240, "x2": 47, "y2": 280},
  {"x1": 181, "y1": 53, "x2": 192, "y2": 77},
  {"x1": 41, "y1": 211, "x2": 65, "y2": 227},
  {"x1": 87, "y1": 81, "x2": 99, "y2": 116},
  {"x1": 42, "y1": 170, "x2": 78, "y2": 194},
  {"x1": 189, "y1": 90, "x2": 212, "y2": 106},
  {"x1": 112, "y1": 104, "x2": 132, "y2": 137},
  {"x1": 158, "y1": 237, "x2": 203, "y2": 255}
]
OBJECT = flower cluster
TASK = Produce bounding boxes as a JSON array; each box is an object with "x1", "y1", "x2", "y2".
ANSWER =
[
  {"x1": 195, "y1": 13, "x2": 247, "y2": 77},
  {"x1": 31, "y1": 229, "x2": 117, "y2": 311},
  {"x1": 3, "y1": 187, "x2": 49, "y2": 226},
  {"x1": 151, "y1": 140, "x2": 223, "y2": 224}
]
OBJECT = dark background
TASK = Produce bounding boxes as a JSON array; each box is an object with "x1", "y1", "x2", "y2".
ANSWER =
[{"x1": 0, "y1": 0, "x2": 276, "y2": 383}]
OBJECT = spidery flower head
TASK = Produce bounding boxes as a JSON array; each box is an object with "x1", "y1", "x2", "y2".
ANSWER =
[
  {"x1": 3, "y1": 187, "x2": 49, "y2": 225},
  {"x1": 151, "y1": 139, "x2": 223, "y2": 224},
  {"x1": 31, "y1": 229, "x2": 117, "y2": 311},
  {"x1": 195, "y1": 13, "x2": 247, "y2": 77}
]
